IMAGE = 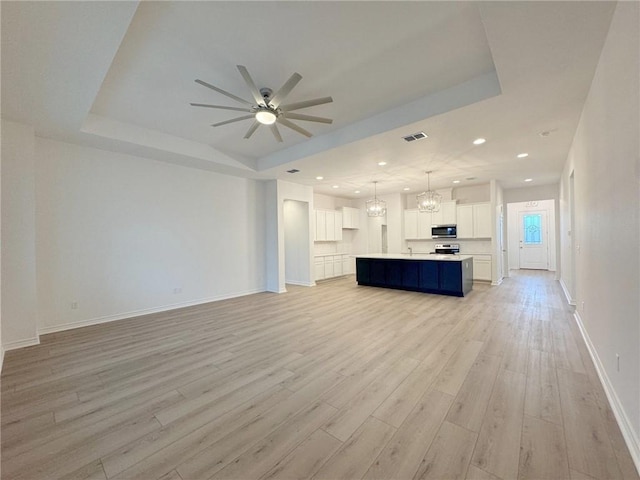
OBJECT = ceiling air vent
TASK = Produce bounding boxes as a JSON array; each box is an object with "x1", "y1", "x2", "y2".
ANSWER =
[
  {"x1": 402, "y1": 132, "x2": 428, "y2": 142},
  {"x1": 286, "y1": 169, "x2": 300, "y2": 174}
]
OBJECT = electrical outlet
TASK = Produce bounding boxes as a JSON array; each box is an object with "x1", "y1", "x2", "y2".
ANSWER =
[
  {"x1": 616, "y1": 354, "x2": 620, "y2": 372},
  {"x1": 71, "y1": 302, "x2": 78, "y2": 310},
  {"x1": 173, "y1": 287, "x2": 182, "y2": 294}
]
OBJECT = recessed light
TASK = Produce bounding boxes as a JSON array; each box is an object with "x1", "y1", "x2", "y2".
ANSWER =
[
  {"x1": 524, "y1": 178, "x2": 533, "y2": 182},
  {"x1": 452, "y1": 180, "x2": 461, "y2": 184},
  {"x1": 316, "y1": 176, "x2": 324, "y2": 180},
  {"x1": 378, "y1": 161, "x2": 387, "y2": 166},
  {"x1": 517, "y1": 153, "x2": 529, "y2": 158},
  {"x1": 332, "y1": 185, "x2": 339, "y2": 188},
  {"x1": 473, "y1": 138, "x2": 486, "y2": 145},
  {"x1": 403, "y1": 187, "x2": 410, "y2": 191},
  {"x1": 354, "y1": 190, "x2": 360, "y2": 194}
]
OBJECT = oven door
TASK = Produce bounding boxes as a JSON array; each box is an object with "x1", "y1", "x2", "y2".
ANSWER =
[{"x1": 431, "y1": 225, "x2": 457, "y2": 238}]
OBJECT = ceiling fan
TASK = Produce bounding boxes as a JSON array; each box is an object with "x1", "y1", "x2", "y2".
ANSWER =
[{"x1": 190, "y1": 65, "x2": 333, "y2": 142}]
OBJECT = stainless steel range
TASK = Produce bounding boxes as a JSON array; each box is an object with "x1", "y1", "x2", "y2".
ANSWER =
[{"x1": 431, "y1": 243, "x2": 460, "y2": 255}]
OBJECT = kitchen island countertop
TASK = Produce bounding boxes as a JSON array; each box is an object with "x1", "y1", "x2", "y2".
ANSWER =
[{"x1": 352, "y1": 253, "x2": 473, "y2": 262}]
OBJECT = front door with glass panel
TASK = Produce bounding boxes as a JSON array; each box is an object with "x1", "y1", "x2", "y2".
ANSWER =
[{"x1": 519, "y1": 211, "x2": 548, "y2": 269}]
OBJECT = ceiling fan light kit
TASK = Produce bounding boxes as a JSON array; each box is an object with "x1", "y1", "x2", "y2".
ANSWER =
[
  {"x1": 255, "y1": 109, "x2": 277, "y2": 125},
  {"x1": 191, "y1": 65, "x2": 333, "y2": 142}
]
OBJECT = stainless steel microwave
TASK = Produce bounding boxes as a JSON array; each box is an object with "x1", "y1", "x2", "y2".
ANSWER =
[{"x1": 431, "y1": 224, "x2": 457, "y2": 239}]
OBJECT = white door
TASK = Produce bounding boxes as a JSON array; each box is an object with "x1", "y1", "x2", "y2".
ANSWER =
[{"x1": 519, "y1": 211, "x2": 548, "y2": 269}]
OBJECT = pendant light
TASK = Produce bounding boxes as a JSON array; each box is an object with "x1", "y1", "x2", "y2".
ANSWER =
[
  {"x1": 416, "y1": 170, "x2": 441, "y2": 213},
  {"x1": 366, "y1": 181, "x2": 386, "y2": 217}
]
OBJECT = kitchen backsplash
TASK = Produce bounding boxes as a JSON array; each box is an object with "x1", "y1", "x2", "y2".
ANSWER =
[
  {"x1": 314, "y1": 229, "x2": 357, "y2": 255},
  {"x1": 406, "y1": 239, "x2": 492, "y2": 255}
]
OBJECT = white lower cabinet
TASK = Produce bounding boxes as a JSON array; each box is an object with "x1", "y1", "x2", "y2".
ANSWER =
[
  {"x1": 342, "y1": 256, "x2": 351, "y2": 275},
  {"x1": 314, "y1": 258, "x2": 325, "y2": 281},
  {"x1": 472, "y1": 255, "x2": 492, "y2": 281},
  {"x1": 324, "y1": 258, "x2": 335, "y2": 278},
  {"x1": 314, "y1": 254, "x2": 351, "y2": 281}
]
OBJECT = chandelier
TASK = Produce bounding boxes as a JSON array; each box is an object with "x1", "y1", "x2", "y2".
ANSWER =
[
  {"x1": 366, "y1": 181, "x2": 386, "y2": 217},
  {"x1": 416, "y1": 170, "x2": 441, "y2": 213}
]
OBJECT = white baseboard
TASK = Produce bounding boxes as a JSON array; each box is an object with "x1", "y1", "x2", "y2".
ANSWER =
[
  {"x1": 3, "y1": 337, "x2": 40, "y2": 351},
  {"x1": 285, "y1": 280, "x2": 315, "y2": 287},
  {"x1": 491, "y1": 278, "x2": 503, "y2": 286},
  {"x1": 573, "y1": 311, "x2": 640, "y2": 474},
  {"x1": 559, "y1": 278, "x2": 576, "y2": 306},
  {"x1": 37, "y1": 288, "x2": 265, "y2": 336}
]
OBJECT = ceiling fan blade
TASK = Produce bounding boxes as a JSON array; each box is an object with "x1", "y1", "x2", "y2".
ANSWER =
[
  {"x1": 244, "y1": 121, "x2": 260, "y2": 139},
  {"x1": 281, "y1": 112, "x2": 333, "y2": 124},
  {"x1": 211, "y1": 115, "x2": 254, "y2": 127},
  {"x1": 277, "y1": 117, "x2": 312, "y2": 138},
  {"x1": 270, "y1": 124, "x2": 283, "y2": 143},
  {"x1": 237, "y1": 65, "x2": 265, "y2": 106},
  {"x1": 190, "y1": 103, "x2": 252, "y2": 112},
  {"x1": 195, "y1": 79, "x2": 253, "y2": 106},
  {"x1": 269, "y1": 72, "x2": 302, "y2": 108},
  {"x1": 279, "y1": 96, "x2": 333, "y2": 112}
]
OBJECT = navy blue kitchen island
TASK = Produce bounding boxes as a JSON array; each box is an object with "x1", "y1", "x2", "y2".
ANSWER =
[{"x1": 354, "y1": 254, "x2": 473, "y2": 297}]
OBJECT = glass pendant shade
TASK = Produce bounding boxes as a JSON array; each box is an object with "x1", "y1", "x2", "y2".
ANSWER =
[
  {"x1": 416, "y1": 171, "x2": 441, "y2": 212},
  {"x1": 366, "y1": 182, "x2": 386, "y2": 217}
]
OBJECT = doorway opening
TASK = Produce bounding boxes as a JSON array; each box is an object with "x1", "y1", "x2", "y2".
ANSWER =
[
  {"x1": 283, "y1": 200, "x2": 311, "y2": 286},
  {"x1": 381, "y1": 225, "x2": 388, "y2": 253},
  {"x1": 507, "y1": 199, "x2": 557, "y2": 272}
]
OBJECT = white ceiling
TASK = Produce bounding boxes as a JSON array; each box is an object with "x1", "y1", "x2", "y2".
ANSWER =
[{"x1": 1, "y1": 1, "x2": 616, "y2": 198}]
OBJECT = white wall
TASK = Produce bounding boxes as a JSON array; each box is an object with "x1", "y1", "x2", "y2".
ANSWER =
[
  {"x1": 560, "y1": 1, "x2": 640, "y2": 468},
  {"x1": 1, "y1": 121, "x2": 39, "y2": 348},
  {"x1": 0, "y1": 121, "x2": 2, "y2": 369},
  {"x1": 284, "y1": 200, "x2": 311, "y2": 286},
  {"x1": 504, "y1": 183, "x2": 559, "y2": 204},
  {"x1": 491, "y1": 180, "x2": 504, "y2": 284},
  {"x1": 33, "y1": 137, "x2": 266, "y2": 333},
  {"x1": 453, "y1": 184, "x2": 490, "y2": 204}
]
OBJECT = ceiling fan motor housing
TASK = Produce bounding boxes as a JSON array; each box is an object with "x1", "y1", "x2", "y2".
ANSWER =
[{"x1": 260, "y1": 87, "x2": 273, "y2": 101}]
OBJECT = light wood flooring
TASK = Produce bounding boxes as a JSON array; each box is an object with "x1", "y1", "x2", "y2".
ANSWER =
[{"x1": 1, "y1": 271, "x2": 638, "y2": 480}]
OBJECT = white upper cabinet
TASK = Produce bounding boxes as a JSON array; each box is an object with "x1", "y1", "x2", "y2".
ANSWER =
[
  {"x1": 417, "y1": 211, "x2": 432, "y2": 238},
  {"x1": 340, "y1": 207, "x2": 360, "y2": 229},
  {"x1": 430, "y1": 201, "x2": 457, "y2": 226},
  {"x1": 473, "y1": 203, "x2": 492, "y2": 238},
  {"x1": 456, "y1": 205, "x2": 473, "y2": 238},
  {"x1": 404, "y1": 209, "x2": 431, "y2": 239},
  {"x1": 315, "y1": 210, "x2": 326, "y2": 241},
  {"x1": 404, "y1": 200, "x2": 456, "y2": 240},
  {"x1": 314, "y1": 209, "x2": 342, "y2": 241},
  {"x1": 456, "y1": 202, "x2": 491, "y2": 239},
  {"x1": 404, "y1": 209, "x2": 419, "y2": 239}
]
